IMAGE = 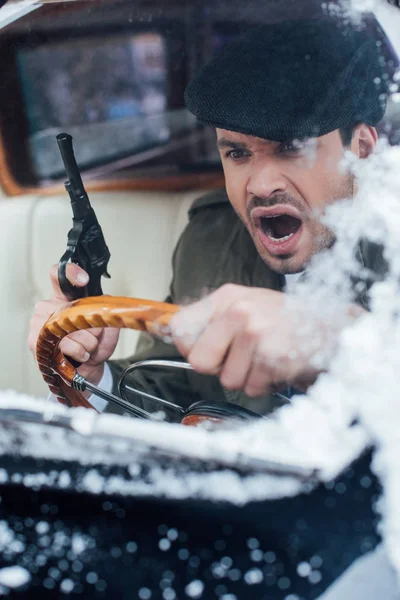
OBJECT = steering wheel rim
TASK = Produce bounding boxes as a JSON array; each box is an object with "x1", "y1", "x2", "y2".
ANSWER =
[{"x1": 36, "y1": 296, "x2": 179, "y2": 409}]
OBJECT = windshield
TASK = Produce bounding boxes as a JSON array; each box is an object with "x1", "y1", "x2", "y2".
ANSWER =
[{"x1": 1, "y1": 0, "x2": 400, "y2": 598}]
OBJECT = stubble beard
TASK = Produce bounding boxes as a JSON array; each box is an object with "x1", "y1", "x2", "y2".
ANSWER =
[{"x1": 246, "y1": 173, "x2": 355, "y2": 275}]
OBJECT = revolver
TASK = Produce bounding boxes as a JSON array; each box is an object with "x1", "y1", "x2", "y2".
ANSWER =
[{"x1": 56, "y1": 133, "x2": 111, "y2": 299}]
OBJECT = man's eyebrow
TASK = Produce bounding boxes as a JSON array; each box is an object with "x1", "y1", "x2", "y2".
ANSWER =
[{"x1": 216, "y1": 138, "x2": 249, "y2": 151}]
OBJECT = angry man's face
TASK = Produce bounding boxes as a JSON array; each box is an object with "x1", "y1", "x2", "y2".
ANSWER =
[{"x1": 216, "y1": 126, "x2": 377, "y2": 274}]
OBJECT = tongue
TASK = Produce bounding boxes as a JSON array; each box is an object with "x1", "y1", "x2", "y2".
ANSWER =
[{"x1": 263, "y1": 214, "x2": 301, "y2": 238}]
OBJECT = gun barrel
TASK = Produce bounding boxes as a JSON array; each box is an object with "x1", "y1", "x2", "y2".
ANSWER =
[{"x1": 57, "y1": 133, "x2": 90, "y2": 218}]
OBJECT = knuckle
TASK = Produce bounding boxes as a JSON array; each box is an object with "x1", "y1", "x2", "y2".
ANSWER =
[
  {"x1": 246, "y1": 383, "x2": 267, "y2": 397},
  {"x1": 219, "y1": 283, "x2": 236, "y2": 295},
  {"x1": 188, "y1": 352, "x2": 217, "y2": 375},
  {"x1": 27, "y1": 333, "x2": 37, "y2": 353},
  {"x1": 33, "y1": 300, "x2": 58, "y2": 320},
  {"x1": 108, "y1": 328, "x2": 120, "y2": 342},
  {"x1": 245, "y1": 370, "x2": 271, "y2": 397},
  {"x1": 228, "y1": 300, "x2": 251, "y2": 322},
  {"x1": 255, "y1": 338, "x2": 274, "y2": 362},
  {"x1": 60, "y1": 338, "x2": 87, "y2": 361},
  {"x1": 33, "y1": 300, "x2": 47, "y2": 314},
  {"x1": 172, "y1": 336, "x2": 187, "y2": 357},
  {"x1": 76, "y1": 345, "x2": 90, "y2": 361},
  {"x1": 83, "y1": 334, "x2": 99, "y2": 354},
  {"x1": 68, "y1": 331, "x2": 89, "y2": 348},
  {"x1": 188, "y1": 354, "x2": 207, "y2": 373},
  {"x1": 59, "y1": 338, "x2": 72, "y2": 354},
  {"x1": 29, "y1": 316, "x2": 44, "y2": 337},
  {"x1": 216, "y1": 283, "x2": 240, "y2": 301},
  {"x1": 242, "y1": 325, "x2": 261, "y2": 344},
  {"x1": 220, "y1": 371, "x2": 242, "y2": 390},
  {"x1": 49, "y1": 264, "x2": 58, "y2": 280},
  {"x1": 267, "y1": 361, "x2": 284, "y2": 385}
]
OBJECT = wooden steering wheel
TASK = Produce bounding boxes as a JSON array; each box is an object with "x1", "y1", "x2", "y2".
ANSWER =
[
  {"x1": 36, "y1": 296, "x2": 178, "y2": 408},
  {"x1": 36, "y1": 295, "x2": 262, "y2": 426}
]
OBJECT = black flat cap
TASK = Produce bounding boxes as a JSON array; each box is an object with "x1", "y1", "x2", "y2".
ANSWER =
[{"x1": 185, "y1": 18, "x2": 390, "y2": 141}]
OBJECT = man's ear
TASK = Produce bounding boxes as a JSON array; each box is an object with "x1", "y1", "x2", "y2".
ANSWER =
[{"x1": 351, "y1": 124, "x2": 378, "y2": 159}]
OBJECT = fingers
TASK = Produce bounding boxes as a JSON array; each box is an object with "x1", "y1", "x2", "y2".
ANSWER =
[
  {"x1": 183, "y1": 318, "x2": 277, "y2": 396},
  {"x1": 50, "y1": 263, "x2": 89, "y2": 300},
  {"x1": 176, "y1": 314, "x2": 277, "y2": 396},
  {"x1": 28, "y1": 315, "x2": 44, "y2": 354},
  {"x1": 28, "y1": 300, "x2": 61, "y2": 354},
  {"x1": 173, "y1": 295, "x2": 265, "y2": 391},
  {"x1": 29, "y1": 263, "x2": 118, "y2": 371},
  {"x1": 243, "y1": 356, "x2": 275, "y2": 397},
  {"x1": 59, "y1": 330, "x2": 100, "y2": 364},
  {"x1": 29, "y1": 298, "x2": 104, "y2": 359},
  {"x1": 243, "y1": 336, "x2": 303, "y2": 396},
  {"x1": 170, "y1": 294, "x2": 214, "y2": 354},
  {"x1": 181, "y1": 306, "x2": 253, "y2": 374},
  {"x1": 171, "y1": 284, "x2": 245, "y2": 357},
  {"x1": 219, "y1": 332, "x2": 257, "y2": 391},
  {"x1": 171, "y1": 284, "x2": 303, "y2": 397},
  {"x1": 172, "y1": 298, "x2": 240, "y2": 373},
  {"x1": 184, "y1": 317, "x2": 237, "y2": 375}
]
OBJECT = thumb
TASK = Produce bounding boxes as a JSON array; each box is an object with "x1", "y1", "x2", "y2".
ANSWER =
[{"x1": 49, "y1": 263, "x2": 89, "y2": 300}]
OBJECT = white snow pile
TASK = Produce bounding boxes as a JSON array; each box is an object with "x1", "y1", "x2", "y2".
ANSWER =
[
  {"x1": 285, "y1": 142, "x2": 400, "y2": 584},
  {"x1": 0, "y1": 565, "x2": 31, "y2": 590}
]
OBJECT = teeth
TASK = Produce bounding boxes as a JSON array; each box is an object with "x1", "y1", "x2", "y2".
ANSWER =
[{"x1": 267, "y1": 232, "x2": 294, "y2": 242}]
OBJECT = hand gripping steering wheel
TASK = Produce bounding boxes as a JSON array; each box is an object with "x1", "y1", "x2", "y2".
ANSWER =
[{"x1": 36, "y1": 296, "x2": 262, "y2": 426}]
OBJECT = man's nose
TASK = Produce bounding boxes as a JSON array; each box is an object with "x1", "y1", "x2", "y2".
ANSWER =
[{"x1": 246, "y1": 159, "x2": 287, "y2": 198}]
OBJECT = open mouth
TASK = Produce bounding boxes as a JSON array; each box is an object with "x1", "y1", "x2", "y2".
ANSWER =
[{"x1": 260, "y1": 214, "x2": 302, "y2": 243}]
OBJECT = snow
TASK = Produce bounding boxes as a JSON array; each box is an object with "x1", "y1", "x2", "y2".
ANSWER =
[
  {"x1": 0, "y1": 0, "x2": 39, "y2": 30},
  {"x1": 318, "y1": 545, "x2": 399, "y2": 600},
  {"x1": 185, "y1": 580, "x2": 204, "y2": 598},
  {"x1": 294, "y1": 144, "x2": 400, "y2": 585},
  {"x1": 60, "y1": 578, "x2": 75, "y2": 593},
  {"x1": 0, "y1": 566, "x2": 31, "y2": 589},
  {"x1": 244, "y1": 568, "x2": 264, "y2": 585}
]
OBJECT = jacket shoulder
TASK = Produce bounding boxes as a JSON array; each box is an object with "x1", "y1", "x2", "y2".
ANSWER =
[{"x1": 188, "y1": 189, "x2": 230, "y2": 219}]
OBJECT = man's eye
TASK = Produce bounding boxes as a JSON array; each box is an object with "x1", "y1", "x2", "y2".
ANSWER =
[
  {"x1": 278, "y1": 142, "x2": 305, "y2": 154},
  {"x1": 225, "y1": 149, "x2": 248, "y2": 160}
]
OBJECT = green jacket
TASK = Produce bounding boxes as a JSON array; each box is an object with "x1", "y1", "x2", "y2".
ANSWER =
[{"x1": 106, "y1": 189, "x2": 385, "y2": 419}]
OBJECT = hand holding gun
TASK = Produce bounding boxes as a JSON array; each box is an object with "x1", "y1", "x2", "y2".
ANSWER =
[{"x1": 56, "y1": 133, "x2": 111, "y2": 299}]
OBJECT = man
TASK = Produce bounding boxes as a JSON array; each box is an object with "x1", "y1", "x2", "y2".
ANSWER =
[{"x1": 29, "y1": 16, "x2": 391, "y2": 417}]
